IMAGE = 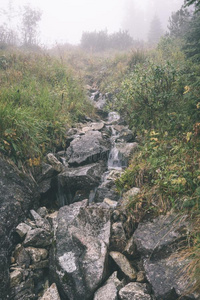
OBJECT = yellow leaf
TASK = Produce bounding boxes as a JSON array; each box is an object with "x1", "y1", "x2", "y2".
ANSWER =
[
  {"x1": 186, "y1": 132, "x2": 192, "y2": 142},
  {"x1": 183, "y1": 86, "x2": 190, "y2": 95}
]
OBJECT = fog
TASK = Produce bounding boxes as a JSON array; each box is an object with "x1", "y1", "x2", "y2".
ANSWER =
[{"x1": 0, "y1": 0, "x2": 184, "y2": 46}]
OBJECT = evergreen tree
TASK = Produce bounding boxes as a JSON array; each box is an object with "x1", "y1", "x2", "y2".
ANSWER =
[
  {"x1": 183, "y1": 11, "x2": 200, "y2": 61},
  {"x1": 148, "y1": 15, "x2": 164, "y2": 45},
  {"x1": 168, "y1": 6, "x2": 191, "y2": 38}
]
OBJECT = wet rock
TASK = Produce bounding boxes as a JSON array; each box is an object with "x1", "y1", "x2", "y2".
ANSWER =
[
  {"x1": 30, "y1": 210, "x2": 51, "y2": 231},
  {"x1": 25, "y1": 247, "x2": 48, "y2": 263},
  {"x1": 66, "y1": 130, "x2": 110, "y2": 166},
  {"x1": 116, "y1": 142, "x2": 138, "y2": 165},
  {"x1": 10, "y1": 269, "x2": 23, "y2": 288},
  {"x1": 109, "y1": 251, "x2": 137, "y2": 280},
  {"x1": 144, "y1": 256, "x2": 199, "y2": 300},
  {"x1": 58, "y1": 162, "x2": 106, "y2": 205},
  {"x1": 40, "y1": 283, "x2": 61, "y2": 300},
  {"x1": 95, "y1": 170, "x2": 122, "y2": 202},
  {"x1": 16, "y1": 223, "x2": 31, "y2": 238},
  {"x1": 110, "y1": 222, "x2": 127, "y2": 252},
  {"x1": 23, "y1": 228, "x2": 52, "y2": 247},
  {"x1": 47, "y1": 153, "x2": 63, "y2": 173},
  {"x1": 38, "y1": 163, "x2": 55, "y2": 182},
  {"x1": 133, "y1": 214, "x2": 189, "y2": 257},
  {"x1": 94, "y1": 272, "x2": 123, "y2": 300},
  {"x1": 50, "y1": 200, "x2": 111, "y2": 300},
  {"x1": 0, "y1": 157, "x2": 38, "y2": 299},
  {"x1": 119, "y1": 282, "x2": 152, "y2": 300}
]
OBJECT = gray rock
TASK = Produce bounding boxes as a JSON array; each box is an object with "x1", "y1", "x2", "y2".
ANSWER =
[
  {"x1": 103, "y1": 198, "x2": 118, "y2": 209},
  {"x1": 109, "y1": 251, "x2": 137, "y2": 280},
  {"x1": 58, "y1": 162, "x2": 106, "y2": 206},
  {"x1": 30, "y1": 210, "x2": 51, "y2": 231},
  {"x1": 40, "y1": 283, "x2": 61, "y2": 300},
  {"x1": 16, "y1": 223, "x2": 31, "y2": 238},
  {"x1": 113, "y1": 125, "x2": 135, "y2": 143},
  {"x1": 80, "y1": 122, "x2": 105, "y2": 133},
  {"x1": 133, "y1": 214, "x2": 189, "y2": 257},
  {"x1": 47, "y1": 153, "x2": 63, "y2": 173},
  {"x1": 0, "y1": 157, "x2": 38, "y2": 299},
  {"x1": 24, "y1": 228, "x2": 52, "y2": 247},
  {"x1": 144, "y1": 256, "x2": 199, "y2": 300},
  {"x1": 94, "y1": 272, "x2": 123, "y2": 300},
  {"x1": 66, "y1": 131, "x2": 110, "y2": 166},
  {"x1": 94, "y1": 170, "x2": 122, "y2": 202},
  {"x1": 120, "y1": 187, "x2": 140, "y2": 207},
  {"x1": 119, "y1": 282, "x2": 152, "y2": 300},
  {"x1": 50, "y1": 200, "x2": 111, "y2": 300},
  {"x1": 38, "y1": 163, "x2": 55, "y2": 182}
]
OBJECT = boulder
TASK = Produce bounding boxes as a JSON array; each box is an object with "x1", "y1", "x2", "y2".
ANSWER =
[
  {"x1": 50, "y1": 200, "x2": 111, "y2": 300},
  {"x1": 40, "y1": 283, "x2": 61, "y2": 300},
  {"x1": 58, "y1": 162, "x2": 106, "y2": 206},
  {"x1": 66, "y1": 131, "x2": 110, "y2": 166},
  {"x1": 144, "y1": 256, "x2": 199, "y2": 300},
  {"x1": 133, "y1": 214, "x2": 189, "y2": 257},
  {"x1": 110, "y1": 222, "x2": 127, "y2": 252},
  {"x1": 94, "y1": 272, "x2": 123, "y2": 300},
  {"x1": 113, "y1": 125, "x2": 135, "y2": 143},
  {"x1": 116, "y1": 142, "x2": 138, "y2": 164},
  {"x1": 119, "y1": 282, "x2": 152, "y2": 300},
  {"x1": 109, "y1": 251, "x2": 137, "y2": 280},
  {"x1": 0, "y1": 157, "x2": 38, "y2": 299}
]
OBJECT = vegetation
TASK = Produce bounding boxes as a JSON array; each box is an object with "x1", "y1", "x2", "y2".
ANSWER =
[{"x1": 0, "y1": 48, "x2": 93, "y2": 167}]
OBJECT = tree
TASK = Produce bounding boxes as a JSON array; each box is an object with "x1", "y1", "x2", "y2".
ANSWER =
[
  {"x1": 21, "y1": 5, "x2": 42, "y2": 46},
  {"x1": 148, "y1": 15, "x2": 164, "y2": 45},
  {"x1": 168, "y1": 6, "x2": 191, "y2": 38},
  {"x1": 183, "y1": 11, "x2": 200, "y2": 61},
  {"x1": 185, "y1": 0, "x2": 200, "y2": 11}
]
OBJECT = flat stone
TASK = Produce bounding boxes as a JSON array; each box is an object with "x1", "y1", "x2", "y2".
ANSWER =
[
  {"x1": 109, "y1": 251, "x2": 137, "y2": 280},
  {"x1": 16, "y1": 223, "x2": 31, "y2": 238},
  {"x1": 66, "y1": 130, "x2": 110, "y2": 166},
  {"x1": 124, "y1": 235, "x2": 137, "y2": 258},
  {"x1": 37, "y1": 207, "x2": 48, "y2": 218},
  {"x1": 119, "y1": 282, "x2": 152, "y2": 300},
  {"x1": 40, "y1": 283, "x2": 61, "y2": 300}
]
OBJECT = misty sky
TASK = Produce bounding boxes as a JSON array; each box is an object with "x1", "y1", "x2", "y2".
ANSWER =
[{"x1": 0, "y1": 0, "x2": 184, "y2": 45}]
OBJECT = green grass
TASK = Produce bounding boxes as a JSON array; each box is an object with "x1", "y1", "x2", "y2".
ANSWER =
[{"x1": 0, "y1": 48, "x2": 94, "y2": 166}]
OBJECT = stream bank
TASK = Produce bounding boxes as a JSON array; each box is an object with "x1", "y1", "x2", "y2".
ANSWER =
[{"x1": 0, "y1": 88, "x2": 199, "y2": 300}]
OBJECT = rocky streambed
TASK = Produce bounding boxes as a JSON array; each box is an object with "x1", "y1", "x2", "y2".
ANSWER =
[{"x1": 0, "y1": 90, "x2": 199, "y2": 300}]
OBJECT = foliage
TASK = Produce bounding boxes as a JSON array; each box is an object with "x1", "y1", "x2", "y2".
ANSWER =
[
  {"x1": 0, "y1": 48, "x2": 93, "y2": 166},
  {"x1": 80, "y1": 30, "x2": 141, "y2": 52},
  {"x1": 183, "y1": 12, "x2": 200, "y2": 61},
  {"x1": 168, "y1": 6, "x2": 191, "y2": 38}
]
